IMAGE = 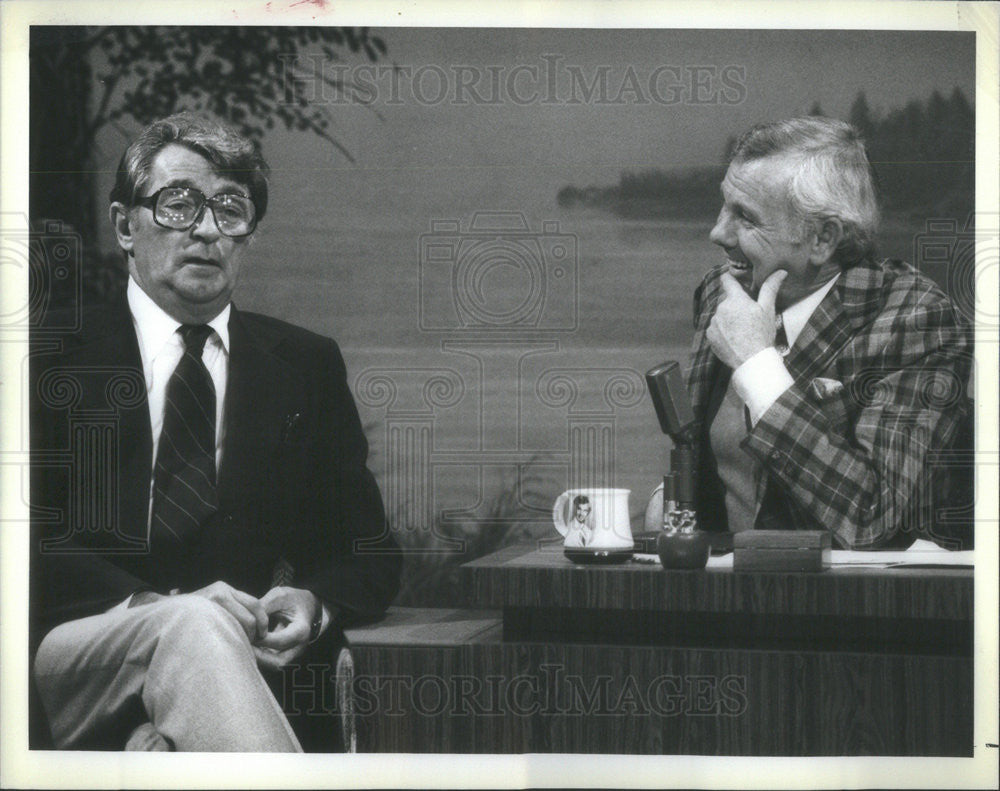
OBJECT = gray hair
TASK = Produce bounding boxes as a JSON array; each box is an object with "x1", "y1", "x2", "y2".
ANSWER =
[
  {"x1": 110, "y1": 112, "x2": 269, "y2": 222},
  {"x1": 730, "y1": 117, "x2": 880, "y2": 266}
]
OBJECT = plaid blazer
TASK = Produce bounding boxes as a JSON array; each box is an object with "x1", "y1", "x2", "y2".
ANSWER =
[{"x1": 688, "y1": 258, "x2": 973, "y2": 549}]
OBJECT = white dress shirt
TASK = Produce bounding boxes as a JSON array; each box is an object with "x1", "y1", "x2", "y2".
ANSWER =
[
  {"x1": 127, "y1": 276, "x2": 230, "y2": 533},
  {"x1": 732, "y1": 275, "x2": 839, "y2": 425}
]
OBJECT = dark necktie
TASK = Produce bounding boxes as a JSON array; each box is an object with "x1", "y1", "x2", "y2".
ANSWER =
[
  {"x1": 151, "y1": 324, "x2": 218, "y2": 545},
  {"x1": 774, "y1": 313, "x2": 790, "y2": 357}
]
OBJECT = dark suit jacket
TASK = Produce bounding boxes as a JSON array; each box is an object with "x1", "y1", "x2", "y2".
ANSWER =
[
  {"x1": 29, "y1": 296, "x2": 400, "y2": 647},
  {"x1": 687, "y1": 258, "x2": 973, "y2": 550}
]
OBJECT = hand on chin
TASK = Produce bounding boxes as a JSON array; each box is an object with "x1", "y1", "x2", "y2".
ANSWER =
[{"x1": 707, "y1": 270, "x2": 787, "y2": 369}]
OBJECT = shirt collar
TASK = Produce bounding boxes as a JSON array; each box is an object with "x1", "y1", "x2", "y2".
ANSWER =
[
  {"x1": 780, "y1": 274, "x2": 839, "y2": 348},
  {"x1": 127, "y1": 276, "x2": 231, "y2": 358}
]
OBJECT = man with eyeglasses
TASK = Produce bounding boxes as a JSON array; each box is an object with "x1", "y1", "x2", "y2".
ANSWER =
[{"x1": 30, "y1": 113, "x2": 400, "y2": 751}]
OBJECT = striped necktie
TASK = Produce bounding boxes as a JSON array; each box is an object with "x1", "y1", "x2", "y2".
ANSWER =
[{"x1": 151, "y1": 324, "x2": 218, "y2": 545}]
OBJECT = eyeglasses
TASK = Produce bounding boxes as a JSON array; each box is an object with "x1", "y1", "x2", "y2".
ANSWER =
[{"x1": 134, "y1": 186, "x2": 258, "y2": 238}]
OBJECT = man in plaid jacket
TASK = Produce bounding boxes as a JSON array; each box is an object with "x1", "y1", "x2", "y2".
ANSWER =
[{"x1": 679, "y1": 117, "x2": 972, "y2": 550}]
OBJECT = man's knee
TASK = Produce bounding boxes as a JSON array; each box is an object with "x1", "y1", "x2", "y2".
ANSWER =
[
  {"x1": 34, "y1": 621, "x2": 79, "y2": 680},
  {"x1": 142, "y1": 595, "x2": 253, "y2": 657}
]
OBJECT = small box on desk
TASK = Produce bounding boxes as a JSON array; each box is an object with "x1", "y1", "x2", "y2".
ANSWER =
[{"x1": 733, "y1": 530, "x2": 831, "y2": 572}]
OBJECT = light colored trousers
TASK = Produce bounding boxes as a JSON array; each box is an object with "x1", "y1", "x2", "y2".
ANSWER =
[{"x1": 33, "y1": 595, "x2": 302, "y2": 752}]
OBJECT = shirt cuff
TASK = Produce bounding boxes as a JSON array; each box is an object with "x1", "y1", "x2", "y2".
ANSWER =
[
  {"x1": 107, "y1": 594, "x2": 135, "y2": 613},
  {"x1": 316, "y1": 600, "x2": 339, "y2": 640},
  {"x1": 731, "y1": 347, "x2": 795, "y2": 426}
]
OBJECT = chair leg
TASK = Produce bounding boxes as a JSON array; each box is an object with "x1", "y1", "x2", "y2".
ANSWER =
[{"x1": 335, "y1": 646, "x2": 356, "y2": 754}]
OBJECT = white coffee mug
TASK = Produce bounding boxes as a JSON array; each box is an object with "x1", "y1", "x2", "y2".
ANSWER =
[{"x1": 552, "y1": 488, "x2": 633, "y2": 550}]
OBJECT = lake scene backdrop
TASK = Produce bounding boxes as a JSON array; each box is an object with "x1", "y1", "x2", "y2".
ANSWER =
[{"x1": 33, "y1": 27, "x2": 977, "y2": 605}]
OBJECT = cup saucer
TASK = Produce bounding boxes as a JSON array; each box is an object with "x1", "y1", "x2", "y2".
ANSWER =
[{"x1": 563, "y1": 546, "x2": 634, "y2": 564}]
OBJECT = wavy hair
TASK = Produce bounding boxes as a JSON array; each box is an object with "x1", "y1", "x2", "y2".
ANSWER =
[
  {"x1": 109, "y1": 112, "x2": 269, "y2": 222},
  {"x1": 731, "y1": 117, "x2": 880, "y2": 266}
]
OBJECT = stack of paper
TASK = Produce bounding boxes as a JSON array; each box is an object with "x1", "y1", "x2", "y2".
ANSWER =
[{"x1": 632, "y1": 539, "x2": 974, "y2": 569}]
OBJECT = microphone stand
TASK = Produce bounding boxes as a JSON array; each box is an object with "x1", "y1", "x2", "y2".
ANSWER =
[{"x1": 663, "y1": 444, "x2": 697, "y2": 533}]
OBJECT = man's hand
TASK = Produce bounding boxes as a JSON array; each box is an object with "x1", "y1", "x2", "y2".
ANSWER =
[
  {"x1": 253, "y1": 586, "x2": 321, "y2": 671},
  {"x1": 707, "y1": 270, "x2": 788, "y2": 369},
  {"x1": 188, "y1": 580, "x2": 269, "y2": 643}
]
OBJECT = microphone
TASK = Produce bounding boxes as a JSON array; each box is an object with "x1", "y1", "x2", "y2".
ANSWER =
[
  {"x1": 645, "y1": 361, "x2": 696, "y2": 446},
  {"x1": 645, "y1": 361, "x2": 697, "y2": 515}
]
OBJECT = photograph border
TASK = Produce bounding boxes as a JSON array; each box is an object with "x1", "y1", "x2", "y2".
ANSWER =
[{"x1": 2, "y1": 1, "x2": 997, "y2": 788}]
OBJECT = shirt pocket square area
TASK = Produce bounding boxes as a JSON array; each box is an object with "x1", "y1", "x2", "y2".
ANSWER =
[
  {"x1": 809, "y1": 378, "x2": 852, "y2": 432},
  {"x1": 808, "y1": 377, "x2": 845, "y2": 401}
]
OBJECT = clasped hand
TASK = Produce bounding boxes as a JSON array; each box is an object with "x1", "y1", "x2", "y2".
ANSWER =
[
  {"x1": 706, "y1": 270, "x2": 787, "y2": 370},
  {"x1": 162, "y1": 581, "x2": 319, "y2": 670}
]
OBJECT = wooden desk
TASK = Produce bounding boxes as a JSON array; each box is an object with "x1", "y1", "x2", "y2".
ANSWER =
[{"x1": 347, "y1": 546, "x2": 972, "y2": 755}]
